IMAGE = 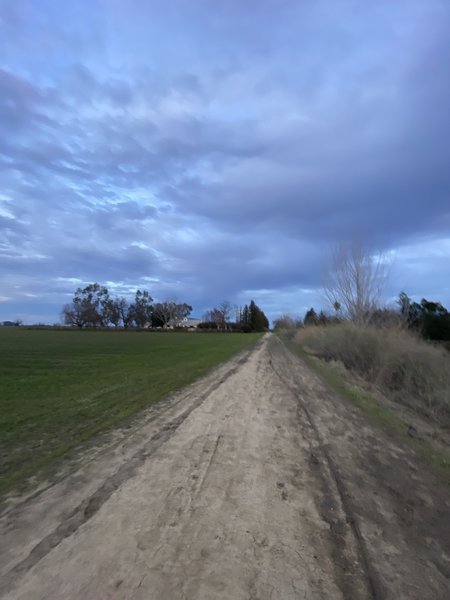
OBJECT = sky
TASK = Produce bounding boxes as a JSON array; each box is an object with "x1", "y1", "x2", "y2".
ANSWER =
[{"x1": 1, "y1": 0, "x2": 449, "y2": 324}]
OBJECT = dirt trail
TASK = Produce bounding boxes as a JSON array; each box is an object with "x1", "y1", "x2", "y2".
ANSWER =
[{"x1": 1, "y1": 334, "x2": 449, "y2": 599}]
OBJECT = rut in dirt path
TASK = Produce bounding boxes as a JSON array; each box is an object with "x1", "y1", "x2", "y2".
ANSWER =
[{"x1": 1, "y1": 334, "x2": 449, "y2": 600}]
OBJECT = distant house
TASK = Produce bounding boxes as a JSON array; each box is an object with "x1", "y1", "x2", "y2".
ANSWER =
[{"x1": 170, "y1": 317, "x2": 202, "y2": 329}]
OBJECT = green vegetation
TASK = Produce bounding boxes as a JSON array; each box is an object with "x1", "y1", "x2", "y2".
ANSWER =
[
  {"x1": 398, "y1": 291, "x2": 450, "y2": 341},
  {"x1": 62, "y1": 282, "x2": 193, "y2": 329},
  {"x1": 282, "y1": 329, "x2": 450, "y2": 485},
  {"x1": 0, "y1": 328, "x2": 261, "y2": 495},
  {"x1": 199, "y1": 299, "x2": 269, "y2": 332}
]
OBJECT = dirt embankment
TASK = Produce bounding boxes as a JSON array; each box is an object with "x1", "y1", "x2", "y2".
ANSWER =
[{"x1": 1, "y1": 334, "x2": 449, "y2": 599}]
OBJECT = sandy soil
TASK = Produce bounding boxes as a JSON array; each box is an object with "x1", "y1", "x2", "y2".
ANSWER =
[{"x1": 0, "y1": 334, "x2": 449, "y2": 599}]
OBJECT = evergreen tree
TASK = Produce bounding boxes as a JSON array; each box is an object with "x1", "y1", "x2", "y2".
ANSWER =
[
  {"x1": 304, "y1": 308, "x2": 318, "y2": 326},
  {"x1": 247, "y1": 300, "x2": 269, "y2": 331},
  {"x1": 241, "y1": 304, "x2": 249, "y2": 325},
  {"x1": 397, "y1": 292, "x2": 450, "y2": 340}
]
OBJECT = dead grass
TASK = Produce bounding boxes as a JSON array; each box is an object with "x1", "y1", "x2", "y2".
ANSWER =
[
  {"x1": 295, "y1": 323, "x2": 450, "y2": 425},
  {"x1": 282, "y1": 333, "x2": 450, "y2": 485}
]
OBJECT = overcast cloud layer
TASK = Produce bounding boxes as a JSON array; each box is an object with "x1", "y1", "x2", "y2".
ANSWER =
[{"x1": 1, "y1": 0, "x2": 449, "y2": 323}]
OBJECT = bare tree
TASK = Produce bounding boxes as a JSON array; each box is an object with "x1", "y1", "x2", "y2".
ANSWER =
[
  {"x1": 115, "y1": 297, "x2": 135, "y2": 328},
  {"x1": 218, "y1": 300, "x2": 232, "y2": 324},
  {"x1": 273, "y1": 313, "x2": 297, "y2": 330},
  {"x1": 153, "y1": 301, "x2": 192, "y2": 327},
  {"x1": 202, "y1": 309, "x2": 222, "y2": 324},
  {"x1": 202, "y1": 301, "x2": 232, "y2": 329},
  {"x1": 61, "y1": 303, "x2": 87, "y2": 329},
  {"x1": 234, "y1": 304, "x2": 241, "y2": 324},
  {"x1": 323, "y1": 242, "x2": 389, "y2": 324}
]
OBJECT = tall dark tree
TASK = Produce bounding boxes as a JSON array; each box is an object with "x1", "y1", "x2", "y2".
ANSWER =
[
  {"x1": 397, "y1": 292, "x2": 450, "y2": 340},
  {"x1": 63, "y1": 283, "x2": 110, "y2": 328},
  {"x1": 241, "y1": 304, "x2": 249, "y2": 325},
  {"x1": 131, "y1": 290, "x2": 153, "y2": 328},
  {"x1": 103, "y1": 298, "x2": 122, "y2": 327},
  {"x1": 304, "y1": 308, "x2": 318, "y2": 326},
  {"x1": 247, "y1": 300, "x2": 269, "y2": 331}
]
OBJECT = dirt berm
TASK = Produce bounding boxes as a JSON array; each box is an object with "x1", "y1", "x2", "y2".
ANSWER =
[{"x1": 0, "y1": 333, "x2": 449, "y2": 599}]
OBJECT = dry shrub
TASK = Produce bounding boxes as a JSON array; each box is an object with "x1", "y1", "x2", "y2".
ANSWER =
[{"x1": 296, "y1": 323, "x2": 450, "y2": 424}]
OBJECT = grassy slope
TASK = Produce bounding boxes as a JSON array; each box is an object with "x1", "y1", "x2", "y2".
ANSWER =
[
  {"x1": 0, "y1": 328, "x2": 261, "y2": 494},
  {"x1": 281, "y1": 335, "x2": 450, "y2": 486}
]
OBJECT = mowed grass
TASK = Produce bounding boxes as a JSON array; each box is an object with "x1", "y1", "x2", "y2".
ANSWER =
[{"x1": 0, "y1": 328, "x2": 261, "y2": 495}]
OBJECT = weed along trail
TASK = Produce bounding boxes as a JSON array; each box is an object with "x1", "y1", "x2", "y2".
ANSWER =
[{"x1": 1, "y1": 334, "x2": 449, "y2": 599}]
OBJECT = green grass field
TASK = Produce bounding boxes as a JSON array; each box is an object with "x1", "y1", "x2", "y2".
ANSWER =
[{"x1": 0, "y1": 328, "x2": 261, "y2": 495}]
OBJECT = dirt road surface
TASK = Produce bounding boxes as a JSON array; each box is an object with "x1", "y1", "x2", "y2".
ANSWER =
[{"x1": 1, "y1": 334, "x2": 449, "y2": 599}]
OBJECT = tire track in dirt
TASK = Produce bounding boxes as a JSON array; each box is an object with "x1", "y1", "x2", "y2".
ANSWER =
[
  {"x1": 270, "y1": 335, "x2": 450, "y2": 600},
  {"x1": 267, "y1": 336, "x2": 382, "y2": 599}
]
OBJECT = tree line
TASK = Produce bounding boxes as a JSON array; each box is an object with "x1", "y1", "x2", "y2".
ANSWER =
[
  {"x1": 62, "y1": 284, "x2": 270, "y2": 333},
  {"x1": 397, "y1": 292, "x2": 450, "y2": 341},
  {"x1": 62, "y1": 283, "x2": 192, "y2": 329},
  {"x1": 200, "y1": 300, "x2": 269, "y2": 332},
  {"x1": 274, "y1": 294, "x2": 450, "y2": 343},
  {"x1": 273, "y1": 242, "x2": 450, "y2": 343}
]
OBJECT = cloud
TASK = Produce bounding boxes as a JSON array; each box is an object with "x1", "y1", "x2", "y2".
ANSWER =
[{"x1": 0, "y1": 0, "x2": 449, "y2": 323}]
